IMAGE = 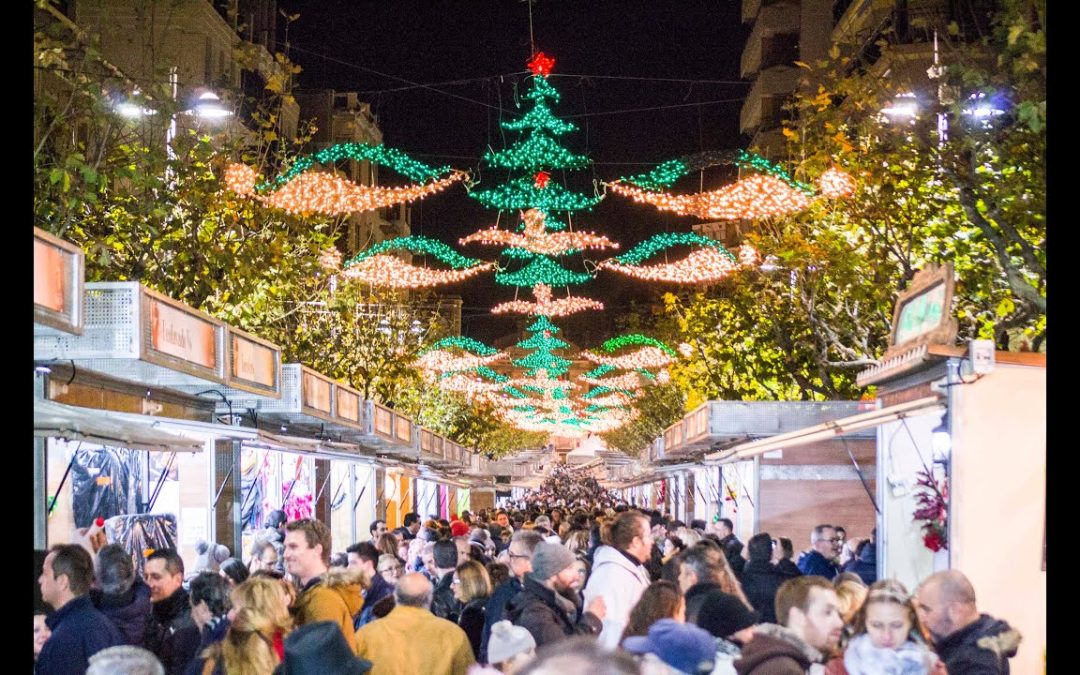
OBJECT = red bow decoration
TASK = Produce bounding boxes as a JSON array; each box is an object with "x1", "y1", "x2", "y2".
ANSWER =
[
  {"x1": 527, "y1": 52, "x2": 555, "y2": 77},
  {"x1": 533, "y1": 171, "x2": 551, "y2": 189}
]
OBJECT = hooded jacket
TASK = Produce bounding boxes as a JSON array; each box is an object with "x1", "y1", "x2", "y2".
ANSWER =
[
  {"x1": 293, "y1": 567, "x2": 366, "y2": 652},
  {"x1": 935, "y1": 614, "x2": 1021, "y2": 675},
  {"x1": 582, "y1": 544, "x2": 651, "y2": 649},
  {"x1": 90, "y1": 578, "x2": 155, "y2": 648},
  {"x1": 734, "y1": 623, "x2": 825, "y2": 675},
  {"x1": 739, "y1": 559, "x2": 787, "y2": 624},
  {"x1": 506, "y1": 575, "x2": 602, "y2": 649}
]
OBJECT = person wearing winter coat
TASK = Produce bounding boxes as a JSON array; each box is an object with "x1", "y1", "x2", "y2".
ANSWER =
[
  {"x1": 432, "y1": 540, "x2": 465, "y2": 623},
  {"x1": 915, "y1": 570, "x2": 1021, "y2": 674},
  {"x1": 582, "y1": 511, "x2": 653, "y2": 649},
  {"x1": 506, "y1": 541, "x2": 606, "y2": 649},
  {"x1": 824, "y1": 580, "x2": 943, "y2": 675},
  {"x1": 181, "y1": 573, "x2": 233, "y2": 675},
  {"x1": 840, "y1": 531, "x2": 877, "y2": 586},
  {"x1": 354, "y1": 573, "x2": 475, "y2": 675},
  {"x1": 37, "y1": 544, "x2": 125, "y2": 675},
  {"x1": 692, "y1": 586, "x2": 760, "y2": 675},
  {"x1": 144, "y1": 549, "x2": 201, "y2": 675},
  {"x1": 796, "y1": 526, "x2": 840, "y2": 579},
  {"x1": 480, "y1": 531, "x2": 544, "y2": 664},
  {"x1": 284, "y1": 519, "x2": 366, "y2": 651},
  {"x1": 773, "y1": 538, "x2": 802, "y2": 578},
  {"x1": 90, "y1": 544, "x2": 156, "y2": 648},
  {"x1": 734, "y1": 576, "x2": 844, "y2": 675},
  {"x1": 739, "y1": 534, "x2": 788, "y2": 624},
  {"x1": 454, "y1": 560, "x2": 493, "y2": 661}
]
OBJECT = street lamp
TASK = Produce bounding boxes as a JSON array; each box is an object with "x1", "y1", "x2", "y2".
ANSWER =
[{"x1": 190, "y1": 90, "x2": 232, "y2": 120}]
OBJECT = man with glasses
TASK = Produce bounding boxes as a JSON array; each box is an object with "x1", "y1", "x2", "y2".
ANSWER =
[
  {"x1": 796, "y1": 525, "x2": 841, "y2": 579},
  {"x1": 480, "y1": 530, "x2": 543, "y2": 663}
]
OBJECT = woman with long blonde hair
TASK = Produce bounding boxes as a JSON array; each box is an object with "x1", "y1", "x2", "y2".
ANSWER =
[{"x1": 193, "y1": 576, "x2": 293, "y2": 675}]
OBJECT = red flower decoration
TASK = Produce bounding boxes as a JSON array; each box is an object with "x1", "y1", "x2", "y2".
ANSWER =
[
  {"x1": 533, "y1": 171, "x2": 551, "y2": 189},
  {"x1": 527, "y1": 52, "x2": 555, "y2": 77}
]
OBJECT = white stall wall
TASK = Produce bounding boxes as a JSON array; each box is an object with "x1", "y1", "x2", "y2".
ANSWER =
[
  {"x1": 352, "y1": 464, "x2": 377, "y2": 541},
  {"x1": 950, "y1": 363, "x2": 1045, "y2": 675},
  {"x1": 877, "y1": 411, "x2": 944, "y2": 590}
]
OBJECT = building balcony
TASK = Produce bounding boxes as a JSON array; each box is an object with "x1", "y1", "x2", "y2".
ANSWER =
[
  {"x1": 831, "y1": 0, "x2": 897, "y2": 48},
  {"x1": 739, "y1": 67, "x2": 799, "y2": 134},
  {"x1": 741, "y1": 2, "x2": 802, "y2": 77}
]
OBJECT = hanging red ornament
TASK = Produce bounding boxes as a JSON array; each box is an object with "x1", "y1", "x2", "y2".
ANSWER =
[
  {"x1": 527, "y1": 51, "x2": 556, "y2": 77},
  {"x1": 534, "y1": 171, "x2": 551, "y2": 189}
]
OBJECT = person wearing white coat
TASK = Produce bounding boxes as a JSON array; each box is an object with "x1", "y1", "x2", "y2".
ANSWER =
[{"x1": 582, "y1": 511, "x2": 654, "y2": 649}]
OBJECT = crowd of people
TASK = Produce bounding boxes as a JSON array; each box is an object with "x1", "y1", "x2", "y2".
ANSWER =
[{"x1": 34, "y1": 503, "x2": 1022, "y2": 674}]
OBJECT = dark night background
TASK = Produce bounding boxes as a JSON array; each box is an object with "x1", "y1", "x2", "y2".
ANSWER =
[{"x1": 275, "y1": 0, "x2": 751, "y2": 345}]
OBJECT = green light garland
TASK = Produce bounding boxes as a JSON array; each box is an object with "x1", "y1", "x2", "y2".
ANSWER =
[
  {"x1": 474, "y1": 366, "x2": 509, "y2": 382},
  {"x1": 583, "y1": 364, "x2": 615, "y2": 379},
  {"x1": 513, "y1": 351, "x2": 572, "y2": 376},
  {"x1": 601, "y1": 334, "x2": 677, "y2": 355},
  {"x1": 583, "y1": 386, "x2": 637, "y2": 400},
  {"x1": 527, "y1": 316, "x2": 561, "y2": 334},
  {"x1": 484, "y1": 135, "x2": 589, "y2": 172},
  {"x1": 496, "y1": 255, "x2": 593, "y2": 287},
  {"x1": 620, "y1": 160, "x2": 689, "y2": 191},
  {"x1": 735, "y1": 149, "x2": 815, "y2": 195},
  {"x1": 503, "y1": 386, "x2": 529, "y2": 399},
  {"x1": 470, "y1": 179, "x2": 602, "y2": 216},
  {"x1": 259, "y1": 143, "x2": 451, "y2": 192},
  {"x1": 517, "y1": 331, "x2": 569, "y2": 350},
  {"x1": 344, "y1": 235, "x2": 484, "y2": 269},
  {"x1": 503, "y1": 102, "x2": 577, "y2": 135},
  {"x1": 524, "y1": 76, "x2": 561, "y2": 103},
  {"x1": 614, "y1": 233, "x2": 736, "y2": 266},
  {"x1": 420, "y1": 336, "x2": 499, "y2": 356}
]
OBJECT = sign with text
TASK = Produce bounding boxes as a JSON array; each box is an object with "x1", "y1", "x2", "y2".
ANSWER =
[
  {"x1": 886, "y1": 263, "x2": 957, "y2": 358},
  {"x1": 230, "y1": 333, "x2": 278, "y2": 390},
  {"x1": 149, "y1": 298, "x2": 218, "y2": 369},
  {"x1": 302, "y1": 370, "x2": 333, "y2": 414}
]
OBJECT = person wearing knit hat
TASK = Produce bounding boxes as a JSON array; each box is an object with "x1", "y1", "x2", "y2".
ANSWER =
[
  {"x1": 504, "y1": 542, "x2": 606, "y2": 648},
  {"x1": 486, "y1": 620, "x2": 536, "y2": 673},
  {"x1": 623, "y1": 618, "x2": 717, "y2": 675},
  {"x1": 692, "y1": 587, "x2": 760, "y2": 675}
]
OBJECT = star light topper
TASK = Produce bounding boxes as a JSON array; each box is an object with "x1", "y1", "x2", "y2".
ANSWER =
[{"x1": 527, "y1": 51, "x2": 555, "y2": 77}]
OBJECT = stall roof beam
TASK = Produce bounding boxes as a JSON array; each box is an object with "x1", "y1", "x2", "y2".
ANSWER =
[
  {"x1": 702, "y1": 396, "x2": 945, "y2": 465},
  {"x1": 34, "y1": 399, "x2": 204, "y2": 453}
]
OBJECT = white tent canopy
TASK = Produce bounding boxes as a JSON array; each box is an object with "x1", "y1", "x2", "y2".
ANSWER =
[{"x1": 34, "y1": 398, "x2": 204, "y2": 453}]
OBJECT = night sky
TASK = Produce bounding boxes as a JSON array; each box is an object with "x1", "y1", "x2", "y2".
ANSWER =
[{"x1": 276, "y1": 0, "x2": 751, "y2": 344}]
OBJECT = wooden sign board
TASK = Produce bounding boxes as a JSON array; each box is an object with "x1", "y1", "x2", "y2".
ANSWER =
[
  {"x1": 33, "y1": 228, "x2": 84, "y2": 334},
  {"x1": 885, "y1": 263, "x2": 958, "y2": 358},
  {"x1": 301, "y1": 368, "x2": 333, "y2": 416},
  {"x1": 143, "y1": 289, "x2": 225, "y2": 381},
  {"x1": 228, "y1": 329, "x2": 280, "y2": 396}
]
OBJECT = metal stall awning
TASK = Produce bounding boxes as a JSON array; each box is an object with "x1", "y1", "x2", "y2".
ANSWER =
[
  {"x1": 35, "y1": 282, "x2": 233, "y2": 398},
  {"x1": 34, "y1": 399, "x2": 204, "y2": 453},
  {"x1": 702, "y1": 396, "x2": 946, "y2": 465}
]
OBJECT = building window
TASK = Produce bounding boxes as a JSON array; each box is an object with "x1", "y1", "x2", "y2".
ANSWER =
[{"x1": 760, "y1": 33, "x2": 800, "y2": 70}]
